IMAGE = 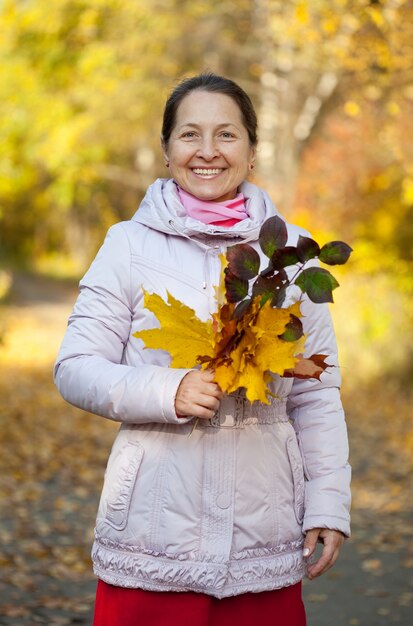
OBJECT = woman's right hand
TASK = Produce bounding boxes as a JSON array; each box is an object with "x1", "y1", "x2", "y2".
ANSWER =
[{"x1": 175, "y1": 370, "x2": 223, "y2": 419}]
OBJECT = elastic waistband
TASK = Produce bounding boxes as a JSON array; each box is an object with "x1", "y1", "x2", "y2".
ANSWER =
[{"x1": 200, "y1": 393, "x2": 289, "y2": 429}]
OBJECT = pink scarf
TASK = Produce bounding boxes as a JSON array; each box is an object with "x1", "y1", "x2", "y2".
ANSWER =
[{"x1": 177, "y1": 185, "x2": 249, "y2": 227}]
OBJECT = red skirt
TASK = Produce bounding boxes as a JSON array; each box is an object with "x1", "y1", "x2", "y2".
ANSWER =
[{"x1": 93, "y1": 579, "x2": 306, "y2": 626}]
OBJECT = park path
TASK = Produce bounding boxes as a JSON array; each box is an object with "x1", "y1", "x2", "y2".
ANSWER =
[{"x1": 0, "y1": 273, "x2": 412, "y2": 625}]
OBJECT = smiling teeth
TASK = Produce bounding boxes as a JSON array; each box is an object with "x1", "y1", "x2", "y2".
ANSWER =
[{"x1": 192, "y1": 168, "x2": 222, "y2": 175}]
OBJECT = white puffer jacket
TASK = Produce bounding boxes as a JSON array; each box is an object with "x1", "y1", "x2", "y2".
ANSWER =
[{"x1": 54, "y1": 178, "x2": 351, "y2": 598}]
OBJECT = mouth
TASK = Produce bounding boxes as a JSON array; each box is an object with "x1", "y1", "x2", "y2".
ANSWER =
[{"x1": 191, "y1": 168, "x2": 225, "y2": 178}]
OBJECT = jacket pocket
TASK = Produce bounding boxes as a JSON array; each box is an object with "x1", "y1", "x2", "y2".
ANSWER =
[
  {"x1": 286, "y1": 436, "x2": 305, "y2": 524},
  {"x1": 105, "y1": 442, "x2": 144, "y2": 531}
]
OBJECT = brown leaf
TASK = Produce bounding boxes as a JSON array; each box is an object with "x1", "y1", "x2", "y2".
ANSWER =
[
  {"x1": 283, "y1": 353, "x2": 329, "y2": 379},
  {"x1": 307, "y1": 593, "x2": 328, "y2": 603},
  {"x1": 362, "y1": 558, "x2": 383, "y2": 572}
]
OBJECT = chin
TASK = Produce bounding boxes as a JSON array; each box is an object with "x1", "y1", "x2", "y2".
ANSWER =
[{"x1": 188, "y1": 186, "x2": 237, "y2": 203}]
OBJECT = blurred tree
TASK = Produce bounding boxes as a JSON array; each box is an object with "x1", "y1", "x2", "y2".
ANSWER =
[
  {"x1": 250, "y1": 0, "x2": 408, "y2": 210},
  {"x1": 0, "y1": 0, "x2": 412, "y2": 380},
  {"x1": 294, "y1": 0, "x2": 413, "y2": 277},
  {"x1": 0, "y1": 0, "x2": 412, "y2": 285},
  {"x1": 0, "y1": 0, "x2": 256, "y2": 266}
]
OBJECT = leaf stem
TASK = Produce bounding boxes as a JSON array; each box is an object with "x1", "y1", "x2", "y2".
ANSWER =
[
  {"x1": 288, "y1": 262, "x2": 305, "y2": 287},
  {"x1": 188, "y1": 417, "x2": 199, "y2": 437}
]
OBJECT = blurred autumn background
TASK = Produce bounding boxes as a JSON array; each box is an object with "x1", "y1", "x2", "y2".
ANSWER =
[{"x1": 0, "y1": 0, "x2": 412, "y2": 624}]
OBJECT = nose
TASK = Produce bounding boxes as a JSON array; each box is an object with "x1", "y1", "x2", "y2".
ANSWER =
[{"x1": 196, "y1": 136, "x2": 219, "y2": 161}]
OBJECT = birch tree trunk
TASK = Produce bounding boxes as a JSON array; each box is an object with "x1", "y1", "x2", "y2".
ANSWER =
[{"x1": 252, "y1": 0, "x2": 360, "y2": 214}]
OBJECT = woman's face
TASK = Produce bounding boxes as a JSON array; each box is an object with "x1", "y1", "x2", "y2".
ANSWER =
[{"x1": 163, "y1": 90, "x2": 256, "y2": 202}]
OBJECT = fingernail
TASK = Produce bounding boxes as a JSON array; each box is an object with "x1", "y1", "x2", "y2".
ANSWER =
[{"x1": 303, "y1": 548, "x2": 310, "y2": 557}]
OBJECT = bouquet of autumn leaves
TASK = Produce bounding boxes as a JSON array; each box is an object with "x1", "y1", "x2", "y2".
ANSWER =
[{"x1": 134, "y1": 217, "x2": 352, "y2": 404}]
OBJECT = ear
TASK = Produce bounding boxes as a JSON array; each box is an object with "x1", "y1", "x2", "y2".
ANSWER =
[
  {"x1": 249, "y1": 145, "x2": 257, "y2": 170},
  {"x1": 161, "y1": 136, "x2": 169, "y2": 167},
  {"x1": 250, "y1": 145, "x2": 257, "y2": 162}
]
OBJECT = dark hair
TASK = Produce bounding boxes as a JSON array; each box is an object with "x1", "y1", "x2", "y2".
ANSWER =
[{"x1": 161, "y1": 72, "x2": 258, "y2": 148}]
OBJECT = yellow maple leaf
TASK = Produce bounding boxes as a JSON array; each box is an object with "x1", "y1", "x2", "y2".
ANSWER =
[
  {"x1": 214, "y1": 254, "x2": 228, "y2": 310},
  {"x1": 133, "y1": 291, "x2": 214, "y2": 369},
  {"x1": 213, "y1": 358, "x2": 236, "y2": 392},
  {"x1": 231, "y1": 360, "x2": 269, "y2": 404},
  {"x1": 258, "y1": 300, "x2": 301, "y2": 330},
  {"x1": 256, "y1": 333, "x2": 305, "y2": 376},
  {"x1": 254, "y1": 301, "x2": 305, "y2": 376}
]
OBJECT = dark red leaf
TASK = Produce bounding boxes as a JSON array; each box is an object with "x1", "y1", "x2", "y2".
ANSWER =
[
  {"x1": 271, "y1": 247, "x2": 300, "y2": 269},
  {"x1": 271, "y1": 285, "x2": 287, "y2": 308},
  {"x1": 259, "y1": 216, "x2": 288, "y2": 258},
  {"x1": 227, "y1": 244, "x2": 260, "y2": 280},
  {"x1": 224, "y1": 270, "x2": 249, "y2": 303},
  {"x1": 297, "y1": 236, "x2": 320, "y2": 263},
  {"x1": 233, "y1": 298, "x2": 252, "y2": 320},
  {"x1": 278, "y1": 315, "x2": 304, "y2": 342},
  {"x1": 319, "y1": 241, "x2": 353, "y2": 265},
  {"x1": 295, "y1": 267, "x2": 339, "y2": 303},
  {"x1": 252, "y1": 273, "x2": 284, "y2": 294}
]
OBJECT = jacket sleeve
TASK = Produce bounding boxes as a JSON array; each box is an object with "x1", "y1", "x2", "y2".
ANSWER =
[
  {"x1": 54, "y1": 223, "x2": 192, "y2": 425},
  {"x1": 286, "y1": 293, "x2": 351, "y2": 537}
]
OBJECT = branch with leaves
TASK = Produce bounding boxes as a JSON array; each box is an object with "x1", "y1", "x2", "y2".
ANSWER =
[{"x1": 134, "y1": 216, "x2": 352, "y2": 404}]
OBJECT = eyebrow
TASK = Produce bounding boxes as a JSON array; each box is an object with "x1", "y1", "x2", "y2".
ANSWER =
[{"x1": 176, "y1": 122, "x2": 240, "y2": 131}]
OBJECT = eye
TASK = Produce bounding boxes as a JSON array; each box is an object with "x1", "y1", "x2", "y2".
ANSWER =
[
  {"x1": 181, "y1": 131, "x2": 197, "y2": 139},
  {"x1": 220, "y1": 131, "x2": 235, "y2": 139}
]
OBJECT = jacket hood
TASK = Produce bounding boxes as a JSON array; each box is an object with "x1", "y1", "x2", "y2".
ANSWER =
[{"x1": 132, "y1": 178, "x2": 285, "y2": 242}]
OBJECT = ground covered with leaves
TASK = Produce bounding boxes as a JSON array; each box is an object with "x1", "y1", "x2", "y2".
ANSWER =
[{"x1": 0, "y1": 274, "x2": 412, "y2": 625}]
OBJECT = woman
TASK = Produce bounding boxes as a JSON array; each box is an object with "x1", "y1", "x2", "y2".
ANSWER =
[{"x1": 54, "y1": 72, "x2": 351, "y2": 626}]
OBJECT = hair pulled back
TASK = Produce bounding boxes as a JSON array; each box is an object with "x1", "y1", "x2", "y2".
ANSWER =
[{"x1": 161, "y1": 72, "x2": 258, "y2": 148}]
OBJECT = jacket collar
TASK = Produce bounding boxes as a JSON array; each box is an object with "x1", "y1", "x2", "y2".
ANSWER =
[{"x1": 131, "y1": 178, "x2": 285, "y2": 241}]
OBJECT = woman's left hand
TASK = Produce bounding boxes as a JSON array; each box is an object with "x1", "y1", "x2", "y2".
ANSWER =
[{"x1": 303, "y1": 528, "x2": 345, "y2": 580}]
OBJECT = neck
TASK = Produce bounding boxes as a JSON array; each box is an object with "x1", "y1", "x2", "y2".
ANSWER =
[{"x1": 176, "y1": 185, "x2": 249, "y2": 227}]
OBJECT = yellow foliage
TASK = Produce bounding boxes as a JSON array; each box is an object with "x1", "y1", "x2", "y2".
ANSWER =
[
  {"x1": 256, "y1": 301, "x2": 301, "y2": 335},
  {"x1": 367, "y1": 7, "x2": 386, "y2": 29},
  {"x1": 402, "y1": 178, "x2": 413, "y2": 205},
  {"x1": 0, "y1": 270, "x2": 12, "y2": 301},
  {"x1": 214, "y1": 254, "x2": 228, "y2": 309},
  {"x1": 344, "y1": 101, "x2": 361, "y2": 117},
  {"x1": 295, "y1": 1, "x2": 309, "y2": 25},
  {"x1": 386, "y1": 101, "x2": 400, "y2": 116},
  {"x1": 134, "y1": 290, "x2": 305, "y2": 404},
  {"x1": 321, "y1": 18, "x2": 337, "y2": 35},
  {"x1": 134, "y1": 291, "x2": 214, "y2": 369}
]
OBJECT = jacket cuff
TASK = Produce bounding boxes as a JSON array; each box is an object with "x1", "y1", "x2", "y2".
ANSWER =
[
  {"x1": 302, "y1": 515, "x2": 351, "y2": 538},
  {"x1": 302, "y1": 464, "x2": 351, "y2": 538}
]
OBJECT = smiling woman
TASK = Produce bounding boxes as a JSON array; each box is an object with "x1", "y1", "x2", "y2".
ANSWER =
[{"x1": 54, "y1": 72, "x2": 351, "y2": 626}]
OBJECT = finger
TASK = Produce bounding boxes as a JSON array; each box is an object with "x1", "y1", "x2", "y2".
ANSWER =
[
  {"x1": 199, "y1": 371, "x2": 225, "y2": 394},
  {"x1": 204, "y1": 382, "x2": 224, "y2": 399},
  {"x1": 303, "y1": 528, "x2": 320, "y2": 558},
  {"x1": 307, "y1": 557, "x2": 337, "y2": 579},
  {"x1": 307, "y1": 545, "x2": 339, "y2": 580},
  {"x1": 175, "y1": 399, "x2": 216, "y2": 420},
  {"x1": 192, "y1": 404, "x2": 218, "y2": 420},
  {"x1": 200, "y1": 369, "x2": 216, "y2": 382},
  {"x1": 198, "y1": 394, "x2": 221, "y2": 412}
]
